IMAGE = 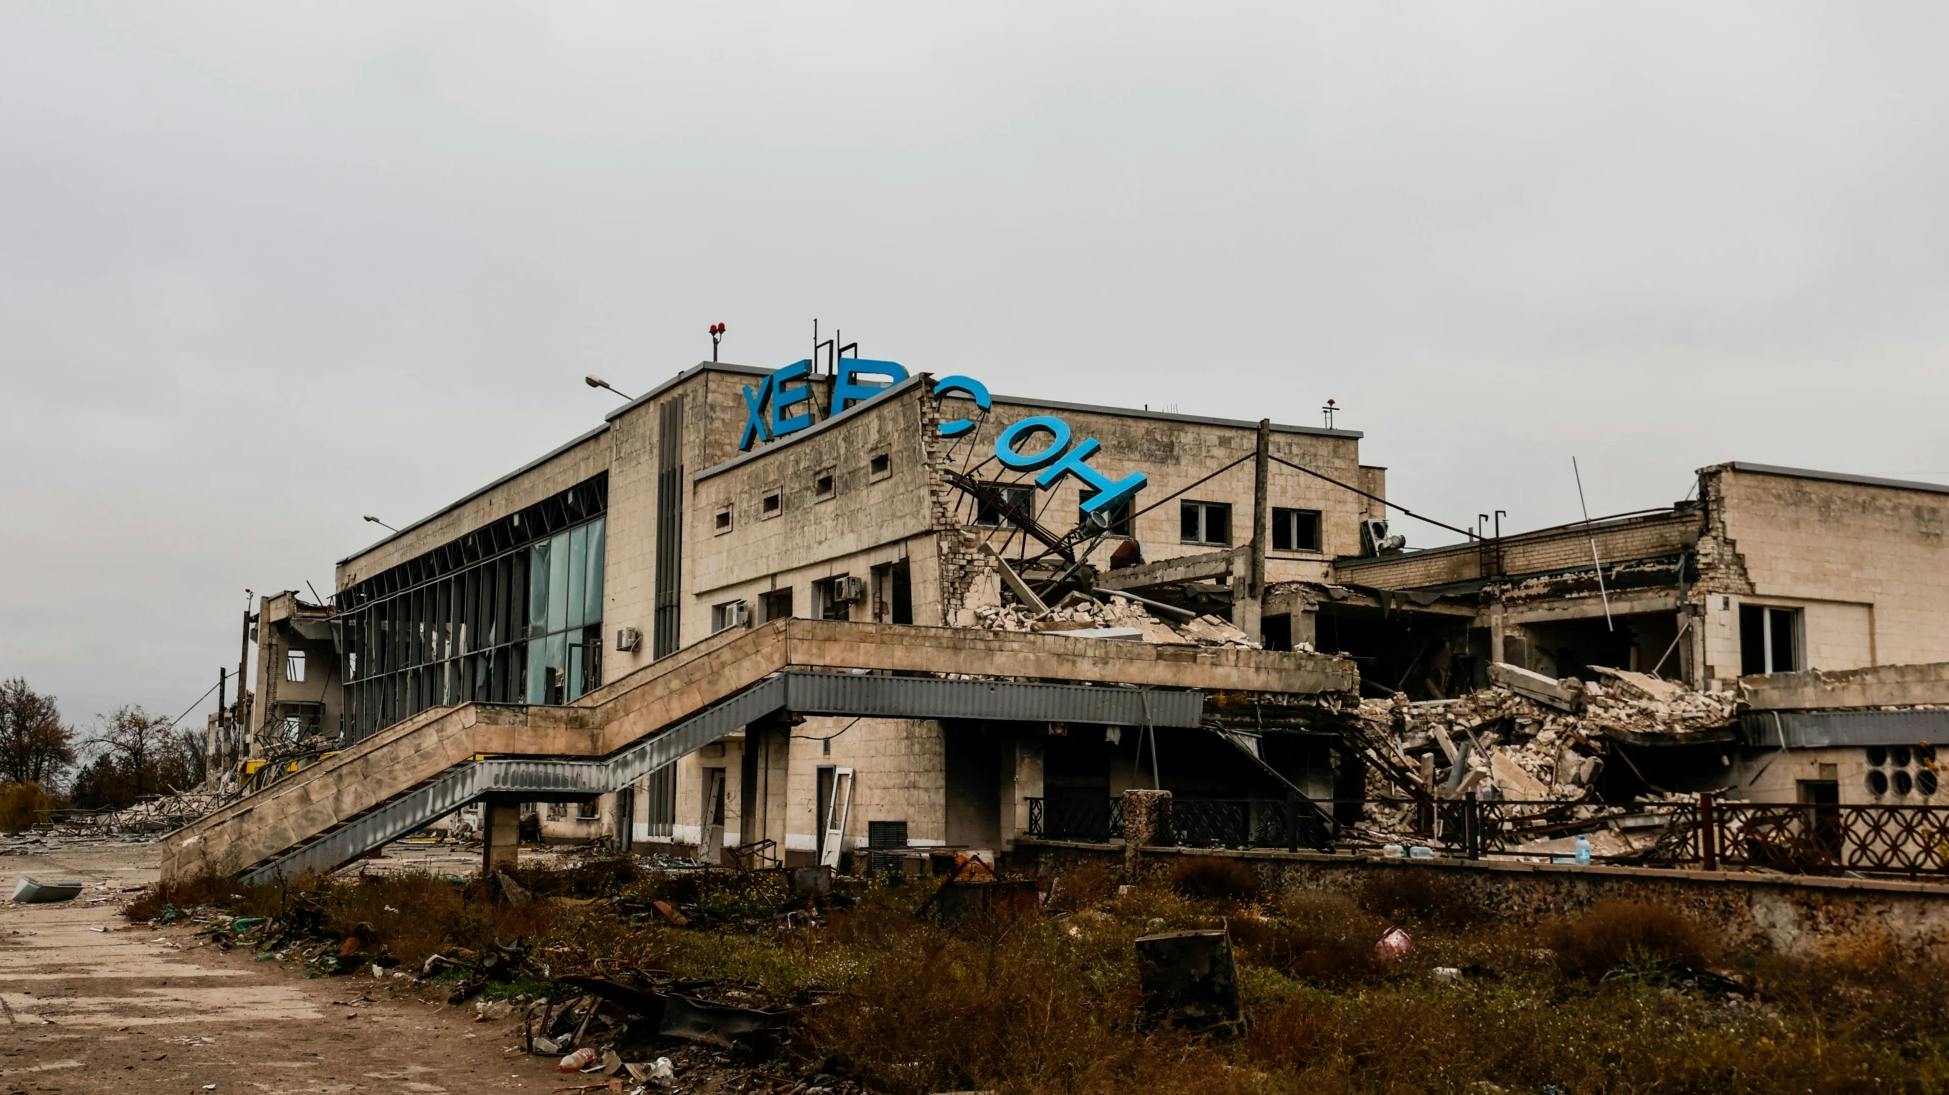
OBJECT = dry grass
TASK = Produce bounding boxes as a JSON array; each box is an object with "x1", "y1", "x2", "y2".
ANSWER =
[
  {"x1": 1167, "y1": 856, "x2": 1262, "y2": 902},
  {"x1": 128, "y1": 864, "x2": 1949, "y2": 1094},
  {"x1": 1544, "y1": 898, "x2": 1714, "y2": 981},
  {"x1": 1356, "y1": 867, "x2": 1481, "y2": 928}
]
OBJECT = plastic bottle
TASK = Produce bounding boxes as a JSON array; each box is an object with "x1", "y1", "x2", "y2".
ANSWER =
[{"x1": 1575, "y1": 835, "x2": 1592, "y2": 865}]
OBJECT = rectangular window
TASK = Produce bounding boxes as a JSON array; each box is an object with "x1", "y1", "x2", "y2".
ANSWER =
[
  {"x1": 1180, "y1": 500, "x2": 1231, "y2": 545},
  {"x1": 711, "y1": 600, "x2": 748, "y2": 633},
  {"x1": 813, "y1": 576, "x2": 853, "y2": 621},
  {"x1": 868, "y1": 452, "x2": 891, "y2": 479},
  {"x1": 285, "y1": 650, "x2": 307, "y2": 682},
  {"x1": 1271, "y1": 507, "x2": 1323, "y2": 552},
  {"x1": 761, "y1": 491, "x2": 782, "y2": 518},
  {"x1": 761, "y1": 588, "x2": 794, "y2": 622},
  {"x1": 713, "y1": 507, "x2": 732, "y2": 534},
  {"x1": 1078, "y1": 489, "x2": 1133, "y2": 537},
  {"x1": 976, "y1": 483, "x2": 1035, "y2": 528},
  {"x1": 1739, "y1": 604, "x2": 1803, "y2": 675},
  {"x1": 814, "y1": 469, "x2": 835, "y2": 500}
]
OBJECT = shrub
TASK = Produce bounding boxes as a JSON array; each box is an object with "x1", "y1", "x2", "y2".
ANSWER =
[
  {"x1": 1357, "y1": 867, "x2": 1482, "y2": 927},
  {"x1": 1232, "y1": 894, "x2": 1388, "y2": 987},
  {"x1": 0, "y1": 781, "x2": 50, "y2": 832},
  {"x1": 1166, "y1": 856, "x2": 1260, "y2": 902},
  {"x1": 1545, "y1": 899, "x2": 1713, "y2": 981},
  {"x1": 1048, "y1": 859, "x2": 1121, "y2": 912}
]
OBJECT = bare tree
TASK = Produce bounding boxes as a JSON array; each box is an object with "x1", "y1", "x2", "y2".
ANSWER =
[
  {"x1": 0, "y1": 678, "x2": 77, "y2": 788},
  {"x1": 95, "y1": 706, "x2": 182, "y2": 799}
]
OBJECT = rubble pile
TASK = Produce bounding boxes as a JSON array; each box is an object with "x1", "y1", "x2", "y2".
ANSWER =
[
  {"x1": 975, "y1": 593, "x2": 1273, "y2": 649},
  {"x1": 1352, "y1": 664, "x2": 1738, "y2": 849}
]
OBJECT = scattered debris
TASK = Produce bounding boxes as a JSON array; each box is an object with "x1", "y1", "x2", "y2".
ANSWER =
[
  {"x1": 1375, "y1": 927, "x2": 1412, "y2": 960},
  {"x1": 975, "y1": 593, "x2": 1266, "y2": 649},
  {"x1": 10, "y1": 876, "x2": 83, "y2": 903}
]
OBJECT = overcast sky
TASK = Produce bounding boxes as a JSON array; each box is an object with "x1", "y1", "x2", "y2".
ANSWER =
[{"x1": 3, "y1": 3, "x2": 1946, "y2": 738}]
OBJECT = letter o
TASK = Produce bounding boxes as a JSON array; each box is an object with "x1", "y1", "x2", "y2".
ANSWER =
[{"x1": 994, "y1": 416, "x2": 1072, "y2": 471}]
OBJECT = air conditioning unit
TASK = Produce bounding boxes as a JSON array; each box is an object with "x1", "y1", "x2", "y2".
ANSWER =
[
  {"x1": 834, "y1": 575, "x2": 868, "y2": 603},
  {"x1": 732, "y1": 601, "x2": 752, "y2": 628},
  {"x1": 615, "y1": 626, "x2": 643, "y2": 652},
  {"x1": 1361, "y1": 518, "x2": 1405, "y2": 557}
]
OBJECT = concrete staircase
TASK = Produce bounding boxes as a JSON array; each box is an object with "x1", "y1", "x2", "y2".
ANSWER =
[{"x1": 162, "y1": 619, "x2": 1356, "y2": 884}]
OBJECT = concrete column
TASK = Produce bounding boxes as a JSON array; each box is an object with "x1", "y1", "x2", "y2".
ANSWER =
[
  {"x1": 482, "y1": 801, "x2": 522, "y2": 875},
  {"x1": 1120, "y1": 788, "x2": 1173, "y2": 882}
]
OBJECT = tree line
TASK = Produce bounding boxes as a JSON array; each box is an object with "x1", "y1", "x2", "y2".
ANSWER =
[{"x1": 0, "y1": 677, "x2": 209, "y2": 829}]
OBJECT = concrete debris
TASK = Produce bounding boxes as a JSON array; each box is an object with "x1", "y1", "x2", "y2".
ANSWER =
[
  {"x1": 1354, "y1": 665, "x2": 1738, "y2": 840},
  {"x1": 975, "y1": 594, "x2": 1273, "y2": 650}
]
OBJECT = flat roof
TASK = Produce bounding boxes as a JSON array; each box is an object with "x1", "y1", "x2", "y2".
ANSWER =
[
  {"x1": 339, "y1": 359, "x2": 1366, "y2": 570},
  {"x1": 1723, "y1": 461, "x2": 1949, "y2": 497}
]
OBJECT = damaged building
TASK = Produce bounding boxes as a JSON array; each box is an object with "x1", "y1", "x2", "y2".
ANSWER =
[
  {"x1": 178, "y1": 354, "x2": 1377, "y2": 880},
  {"x1": 178, "y1": 348, "x2": 1949, "y2": 882}
]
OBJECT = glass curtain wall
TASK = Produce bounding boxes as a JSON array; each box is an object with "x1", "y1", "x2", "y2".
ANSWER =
[{"x1": 338, "y1": 476, "x2": 607, "y2": 742}]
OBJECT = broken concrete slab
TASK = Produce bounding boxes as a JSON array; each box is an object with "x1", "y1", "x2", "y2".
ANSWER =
[
  {"x1": 1488, "y1": 662, "x2": 1583, "y2": 712},
  {"x1": 1489, "y1": 753, "x2": 1549, "y2": 801},
  {"x1": 1589, "y1": 666, "x2": 1687, "y2": 705}
]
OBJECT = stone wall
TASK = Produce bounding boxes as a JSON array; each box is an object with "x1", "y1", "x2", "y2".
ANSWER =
[{"x1": 1017, "y1": 841, "x2": 1949, "y2": 958}]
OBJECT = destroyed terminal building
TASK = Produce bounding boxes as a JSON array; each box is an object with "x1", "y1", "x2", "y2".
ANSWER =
[{"x1": 172, "y1": 353, "x2": 1949, "y2": 881}]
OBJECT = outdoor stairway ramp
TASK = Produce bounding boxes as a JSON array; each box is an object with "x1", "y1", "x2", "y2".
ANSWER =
[{"x1": 163, "y1": 619, "x2": 1356, "y2": 885}]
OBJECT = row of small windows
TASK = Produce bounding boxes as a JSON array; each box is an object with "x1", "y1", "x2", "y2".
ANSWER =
[
  {"x1": 978, "y1": 488, "x2": 1323, "y2": 552},
  {"x1": 715, "y1": 450, "x2": 893, "y2": 534}
]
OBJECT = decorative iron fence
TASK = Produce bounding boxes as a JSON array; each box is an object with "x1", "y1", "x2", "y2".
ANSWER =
[{"x1": 1025, "y1": 792, "x2": 1949, "y2": 879}]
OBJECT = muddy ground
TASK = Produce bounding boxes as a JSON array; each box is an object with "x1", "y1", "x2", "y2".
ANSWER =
[{"x1": 0, "y1": 842, "x2": 572, "y2": 1095}]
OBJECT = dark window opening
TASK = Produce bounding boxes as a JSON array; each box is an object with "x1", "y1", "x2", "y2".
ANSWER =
[
  {"x1": 814, "y1": 470, "x2": 835, "y2": 499},
  {"x1": 761, "y1": 588, "x2": 794, "y2": 622},
  {"x1": 1739, "y1": 604, "x2": 1802, "y2": 675},
  {"x1": 1271, "y1": 507, "x2": 1322, "y2": 552},
  {"x1": 976, "y1": 483, "x2": 1035, "y2": 528},
  {"x1": 869, "y1": 452, "x2": 891, "y2": 478},
  {"x1": 761, "y1": 491, "x2": 781, "y2": 517},
  {"x1": 713, "y1": 508, "x2": 732, "y2": 533},
  {"x1": 1180, "y1": 500, "x2": 1231, "y2": 545}
]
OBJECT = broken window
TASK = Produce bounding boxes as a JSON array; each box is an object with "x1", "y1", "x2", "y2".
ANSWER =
[
  {"x1": 578, "y1": 797, "x2": 600, "y2": 819},
  {"x1": 813, "y1": 576, "x2": 856, "y2": 621},
  {"x1": 761, "y1": 588, "x2": 794, "y2": 622},
  {"x1": 285, "y1": 650, "x2": 307, "y2": 682},
  {"x1": 1180, "y1": 500, "x2": 1231, "y2": 545},
  {"x1": 868, "y1": 452, "x2": 891, "y2": 479},
  {"x1": 976, "y1": 483, "x2": 1035, "y2": 528},
  {"x1": 1271, "y1": 507, "x2": 1322, "y2": 552},
  {"x1": 1738, "y1": 604, "x2": 1802, "y2": 675},
  {"x1": 1079, "y1": 488, "x2": 1133, "y2": 537}
]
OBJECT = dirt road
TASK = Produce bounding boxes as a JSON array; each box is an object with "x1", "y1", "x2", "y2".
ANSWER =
[{"x1": 0, "y1": 842, "x2": 570, "y2": 1095}]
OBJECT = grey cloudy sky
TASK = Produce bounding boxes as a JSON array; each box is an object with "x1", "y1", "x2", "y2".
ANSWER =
[{"x1": 3, "y1": 2, "x2": 1946, "y2": 737}]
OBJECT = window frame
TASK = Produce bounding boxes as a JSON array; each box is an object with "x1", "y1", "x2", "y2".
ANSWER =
[
  {"x1": 1179, "y1": 500, "x2": 1232, "y2": 546},
  {"x1": 1270, "y1": 507, "x2": 1323, "y2": 553},
  {"x1": 975, "y1": 482, "x2": 1036, "y2": 528}
]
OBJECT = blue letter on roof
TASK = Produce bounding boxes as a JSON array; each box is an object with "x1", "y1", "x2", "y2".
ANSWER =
[
  {"x1": 829, "y1": 359, "x2": 909, "y2": 418},
  {"x1": 768, "y1": 359, "x2": 816, "y2": 439}
]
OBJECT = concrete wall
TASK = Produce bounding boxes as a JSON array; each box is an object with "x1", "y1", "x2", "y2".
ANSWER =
[
  {"x1": 686, "y1": 385, "x2": 942, "y2": 634},
  {"x1": 970, "y1": 397, "x2": 1369, "y2": 583},
  {"x1": 1019, "y1": 842, "x2": 1949, "y2": 958},
  {"x1": 1697, "y1": 465, "x2": 1949, "y2": 687}
]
